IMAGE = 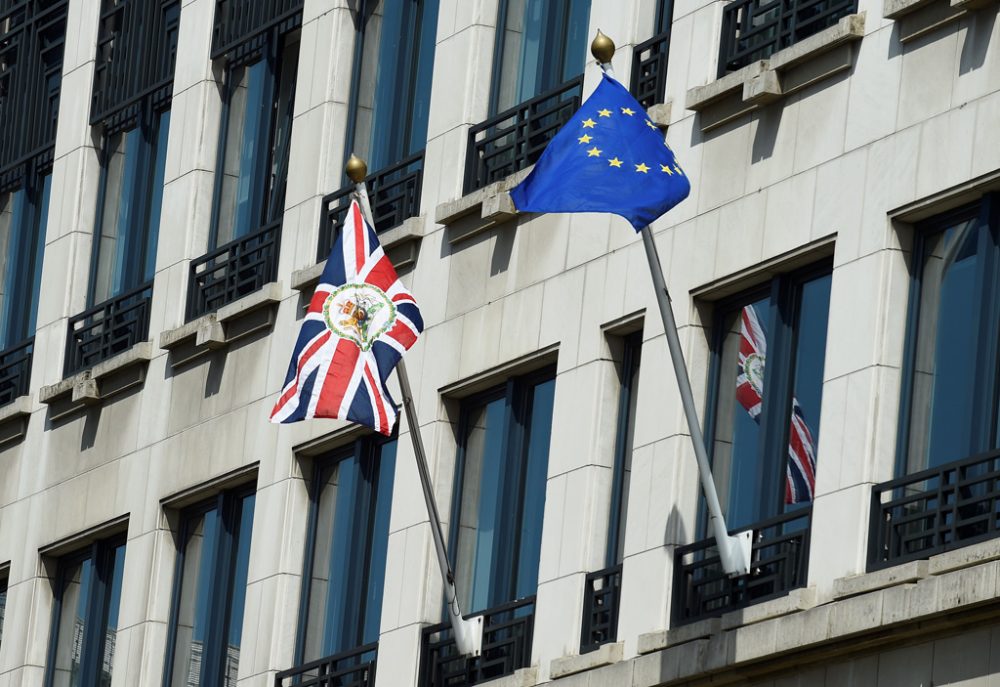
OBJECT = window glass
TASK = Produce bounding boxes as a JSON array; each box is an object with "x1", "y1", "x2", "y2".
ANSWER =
[
  {"x1": 0, "y1": 573, "x2": 7, "y2": 650},
  {"x1": 165, "y1": 490, "x2": 255, "y2": 687},
  {"x1": 350, "y1": 0, "x2": 440, "y2": 172},
  {"x1": 91, "y1": 111, "x2": 170, "y2": 306},
  {"x1": 607, "y1": 333, "x2": 641, "y2": 566},
  {"x1": 493, "y1": 0, "x2": 591, "y2": 114},
  {"x1": 453, "y1": 371, "x2": 556, "y2": 614},
  {"x1": 708, "y1": 270, "x2": 831, "y2": 531},
  {"x1": 303, "y1": 439, "x2": 396, "y2": 662},
  {"x1": 0, "y1": 179, "x2": 47, "y2": 348},
  {"x1": 213, "y1": 33, "x2": 299, "y2": 248},
  {"x1": 47, "y1": 539, "x2": 126, "y2": 687},
  {"x1": 906, "y1": 218, "x2": 984, "y2": 473}
]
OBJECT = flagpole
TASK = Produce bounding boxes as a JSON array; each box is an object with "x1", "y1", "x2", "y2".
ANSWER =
[
  {"x1": 591, "y1": 33, "x2": 752, "y2": 577},
  {"x1": 345, "y1": 155, "x2": 483, "y2": 655}
]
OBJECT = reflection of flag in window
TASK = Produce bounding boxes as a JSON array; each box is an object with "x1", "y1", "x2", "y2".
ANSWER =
[{"x1": 735, "y1": 305, "x2": 817, "y2": 504}]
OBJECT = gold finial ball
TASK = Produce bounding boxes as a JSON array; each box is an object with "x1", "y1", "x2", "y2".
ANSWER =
[
  {"x1": 591, "y1": 30, "x2": 615, "y2": 64},
  {"x1": 345, "y1": 154, "x2": 368, "y2": 183}
]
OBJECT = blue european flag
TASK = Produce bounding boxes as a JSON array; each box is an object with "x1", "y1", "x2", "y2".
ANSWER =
[{"x1": 510, "y1": 72, "x2": 691, "y2": 231}]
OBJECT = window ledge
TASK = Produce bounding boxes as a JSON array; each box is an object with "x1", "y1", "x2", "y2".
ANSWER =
[
  {"x1": 39, "y1": 342, "x2": 154, "y2": 419},
  {"x1": 160, "y1": 282, "x2": 282, "y2": 366},
  {"x1": 474, "y1": 667, "x2": 537, "y2": 687},
  {"x1": 885, "y1": 0, "x2": 992, "y2": 43},
  {"x1": 648, "y1": 100, "x2": 673, "y2": 129},
  {"x1": 686, "y1": 13, "x2": 865, "y2": 132},
  {"x1": 550, "y1": 641, "x2": 623, "y2": 679},
  {"x1": 434, "y1": 168, "x2": 530, "y2": 239},
  {"x1": 0, "y1": 395, "x2": 32, "y2": 447},
  {"x1": 291, "y1": 215, "x2": 426, "y2": 293}
]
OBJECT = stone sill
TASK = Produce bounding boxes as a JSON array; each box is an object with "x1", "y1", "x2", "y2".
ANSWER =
[
  {"x1": 550, "y1": 642, "x2": 623, "y2": 679},
  {"x1": 0, "y1": 395, "x2": 32, "y2": 447},
  {"x1": 291, "y1": 215, "x2": 426, "y2": 293},
  {"x1": 475, "y1": 667, "x2": 537, "y2": 687},
  {"x1": 686, "y1": 13, "x2": 865, "y2": 132},
  {"x1": 885, "y1": 0, "x2": 991, "y2": 43},
  {"x1": 614, "y1": 547, "x2": 1000, "y2": 686},
  {"x1": 434, "y1": 168, "x2": 529, "y2": 245},
  {"x1": 160, "y1": 282, "x2": 282, "y2": 367},
  {"x1": 39, "y1": 342, "x2": 154, "y2": 420}
]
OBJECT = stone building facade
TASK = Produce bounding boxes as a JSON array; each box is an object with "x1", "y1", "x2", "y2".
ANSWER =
[{"x1": 0, "y1": 0, "x2": 999, "y2": 686}]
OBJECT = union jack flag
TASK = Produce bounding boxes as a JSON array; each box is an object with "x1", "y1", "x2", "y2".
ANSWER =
[
  {"x1": 270, "y1": 199, "x2": 423, "y2": 435},
  {"x1": 735, "y1": 305, "x2": 817, "y2": 504}
]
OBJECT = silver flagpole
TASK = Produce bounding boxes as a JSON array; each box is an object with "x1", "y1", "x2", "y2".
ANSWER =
[
  {"x1": 590, "y1": 33, "x2": 751, "y2": 576},
  {"x1": 345, "y1": 155, "x2": 483, "y2": 654}
]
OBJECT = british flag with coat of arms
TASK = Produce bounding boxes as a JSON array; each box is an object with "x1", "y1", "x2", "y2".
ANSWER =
[{"x1": 270, "y1": 199, "x2": 423, "y2": 435}]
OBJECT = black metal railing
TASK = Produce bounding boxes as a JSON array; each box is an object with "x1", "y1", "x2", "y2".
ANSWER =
[
  {"x1": 65, "y1": 282, "x2": 154, "y2": 376},
  {"x1": 0, "y1": 0, "x2": 68, "y2": 193},
  {"x1": 0, "y1": 337, "x2": 33, "y2": 406},
  {"x1": 673, "y1": 508, "x2": 812, "y2": 625},
  {"x1": 717, "y1": 0, "x2": 857, "y2": 76},
  {"x1": 869, "y1": 450, "x2": 1000, "y2": 571},
  {"x1": 187, "y1": 221, "x2": 281, "y2": 321},
  {"x1": 317, "y1": 152, "x2": 424, "y2": 262},
  {"x1": 274, "y1": 642, "x2": 377, "y2": 687},
  {"x1": 631, "y1": 31, "x2": 671, "y2": 110},
  {"x1": 211, "y1": 0, "x2": 303, "y2": 61},
  {"x1": 464, "y1": 77, "x2": 583, "y2": 194},
  {"x1": 420, "y1": 597, "x2": 535, "y2": 687},
  {"x1": 580, "y1": 565, "x2": 622, "y2": 654}
]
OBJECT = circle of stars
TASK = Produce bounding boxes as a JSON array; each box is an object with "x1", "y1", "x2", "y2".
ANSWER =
[{"x1": 575, "y1": 105, "x2": 685, "y2": 176}]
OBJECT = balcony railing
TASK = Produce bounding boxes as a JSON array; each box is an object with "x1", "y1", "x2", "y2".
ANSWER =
[
  {"x1": 274, "y1": 642, "x2": 377, "y2": 687},
  {"x1": 420, "y1": 597, "x2": 535, "y2": 687},
  {"x1": 580, "y1": 565, "x2": 622, "y2": 654},
  {"x1": 464, "y1": 77, "x2": 583, "y2": 194},
  {"x1": 0, "y1": 337, "x2": 33, "y2": 406},
  {"x1": 869, "y1": 450, "x2": 1000, "y2": 571},
  {"x1": 317, "y1": 152, "x2": 424, "y2": 262},
  {"x1": 187, "y1": 220, "x2": 281, "y2": 321},
  {"x1": 631, "y1": 31, "x2": 671, "y2": 110},
  {"x1": 66, "y1": 282, "x2": 153, "y2": 375},
  {"x1": 717, "y1": 0, "x2": 858, "y2": 76},
  {"x1": 673, "y1": 508, "x2": 812, "y2": 625}
]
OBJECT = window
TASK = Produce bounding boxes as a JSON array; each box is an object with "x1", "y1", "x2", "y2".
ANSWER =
[
  {"x1": 897, "y1": 196, "x2": 1000, "y2": 475},
  {"x1": 705, "y1": 265, "x2": 832, "y2": 530},
  {"x1": 298, "y1": 437, "x2": 396, "y2": 663},
  {"x1": 0, "y1": 569, "x2": 8, "y2": 651},
  {"x1": 0, "y1": 175, "x2": 49, "y2": 348},
  {"x1": 44, "y1": 536, "x2": 127, "y2": 687},
  {"x1": 490, "y1": 0, "x2": 591, "y2": 115},
  {"x1": 89, "y1": 109, "x2": 170, "y2": 306},
  {"x1": 450, "y1": 368, "x2": 556, "y2": 614},
  {"x1": 346, "y1": 0, "x2": 439, "y2": 174},
  {"x1": 163, "y1": 487, "x2": 256, "y2": 687},
  {"x1": 605, "y1": 332, "x2": 641, "y2": 567},
  {"x1": 210, "y1": 31, "x2": 299, "y2": 248}
]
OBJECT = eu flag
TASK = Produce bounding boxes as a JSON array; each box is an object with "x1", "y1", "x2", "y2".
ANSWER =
[{"x1": 510, "y1": 72, "x2": 691, "y2": 231}]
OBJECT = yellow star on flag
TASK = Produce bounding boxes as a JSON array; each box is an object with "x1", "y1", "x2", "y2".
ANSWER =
[
  {"x1": 608, "y1": 157, "x2": 623, "y2": 168},
  {"x1": 621, "y1": 107, "x2": 635, "y2": 116},
  {"x1": 582, "y1": 118, "x2": 596, "y2": 128},
  {"x1": 597, "y1": 108, "x2": 612, "y2": 117},
  {"x1": 674, "y1": 164, "x2": 683, "y2": 175},
  {"x1": 645, "y1": 119, "x2": 657, "y2": 130},
  {"x1": 660, "y1": 164, "x2": 673, "y2": 175},
  {"x1": 578, "y1": 134, "x2": 593, "y2": 144},
  {"x1": 587, "y1": 147, "x2": 602, "y2": 157},
  {"x1": 635, "y1": 163, "x2": 650, "y2": 173}
]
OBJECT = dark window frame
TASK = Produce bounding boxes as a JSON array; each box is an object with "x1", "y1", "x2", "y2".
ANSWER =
[
  {"x1": 0, "y1": 565, "x2": 8, "y2": 651},
  {"x1": 447, "y1": 365, "x2": 557, "y2": 614},
  {"x1": 893, "y1": 194, "x2": 1000, "y2": 478},
  {"x1": 43, "y1": 534, "x2": 128, "y2": 687},
  {"x1": 702, "y1": 259, "x2": 833, "y2": 532},
  {"x1": 161, "y1": 483, "x2": 257, "y2": 687}
]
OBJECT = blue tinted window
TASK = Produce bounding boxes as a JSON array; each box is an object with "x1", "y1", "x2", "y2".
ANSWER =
[
  {"x1": 164, "y1": 488, "x2": 256, "y2": 687},
  {"x1": 91, "y1": 110, "x2": 170, "y2": 306},
  {"x1": 492, "y1": 0, "x2": 592, "y2": 113},
  {"x1": 452, "y1": 369, "x2": 556, "y2": 614},
  {"x1": 301, "y1": 438, "x2": 397, "y2": 662},
  {"x1": 0, "y1": 176, "x2": 48, "y2": 347},
  {"x1": 45, "y1": 538, "x2": 127, "y2": 687},
  {"x1": 606, "y1": 332, "x2": 642, "y2": 567},
  {"x1": 707, "y1": 268, "x2": 831, "y2": 530},
  {"x1": 350, "y1": 0, "x2": 440, "y2": 171},
  {"x1": 901, "y1": 200, "x2": 1000, "y2": 474}
]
